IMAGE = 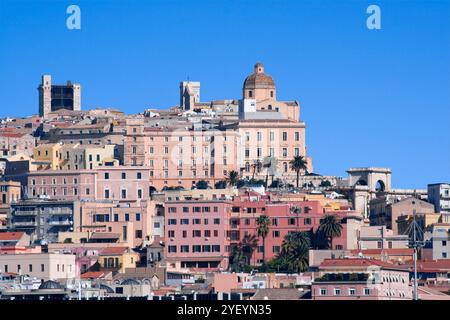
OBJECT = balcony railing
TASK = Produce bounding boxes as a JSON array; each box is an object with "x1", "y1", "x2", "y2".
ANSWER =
[
  {"x1": 14, "y1": 210, "x2": 37, "y2": 216},
  {"x1": 48, "y1": 208, "x2": 72, "y2": 215},
  {"x1": 13, "y1": 220, "x2": 37, "y2": 227},
  {"x1": 48, "y1": 220, "x2": 72, "y2": 226}
]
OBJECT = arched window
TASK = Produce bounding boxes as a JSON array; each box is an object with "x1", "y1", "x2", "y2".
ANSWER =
[
  {"x1": 375, "y1": 180, "x2": 385, "y2": 192},
  {"x1": 270, "y1": 91, "x2": 274, "y2": 98}
]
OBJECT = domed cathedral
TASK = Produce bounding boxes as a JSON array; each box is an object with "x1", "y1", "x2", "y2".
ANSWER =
[
  {"x1": 242, "y1": 62, "x2": 300, "y2": 122},
  {"x1": 243, "y1": 62, "x2": 277, "y2": 101},
  {"x1": 238, "y1": 62, "x2": 313, "y2": 183}
]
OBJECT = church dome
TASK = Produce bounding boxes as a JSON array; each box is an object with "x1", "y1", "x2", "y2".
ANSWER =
[
  {"x1": 39, "y1": 280, "x2": 63, "y2": 290},
  {"x1": 243, "y1": 62, "x2": 275, "y2": 90}
]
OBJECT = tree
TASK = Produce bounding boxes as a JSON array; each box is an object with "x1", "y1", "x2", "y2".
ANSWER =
[
  {"x1": 226, "y1": 170, "x2": 240, "y2": 187},
  {"x1": 267, "y1": 232, "x2": 310, "y2": 273},
  {"x1": 251, "y1": 160, "x2": 262, "y2": 180},
  {"x1": 193, "y1": 180, "x2": 209, "y2": 190},
  {"x1": 256, "y1": 215, "x2": 271, "y2": 265},
  {"x1": 229, "y1": 234, "x2": 259, "y2": 271},
  {"x1": 241, "y1": 234, "x2": 259, "y2": 265},
  {"x1": 286, "y1": 243, "x2": 309, "y2": 273},
  {"x1": 215, "y1": 180, "x2": 227, "y2": 189},
  {"x1": 289, "y1": 155, "x2": 308, "y2": 188},
  {"x1": 319, "y1": 180, "x2": 332, "y2": 188},
  {"x1": 281, "y1": 231, "x2": 311, "y2": 253},
  {"x1": 318, "y1": 215, "x2": 343, "y2": 250}
]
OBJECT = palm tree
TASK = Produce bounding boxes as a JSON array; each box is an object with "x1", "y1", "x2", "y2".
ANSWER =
[
  {"x1": 241, "y1": 234, "x2": 259, "y2": 265},
  {"x1": 256, "y1": 215, "x2": 271, "y2": 265},
  {"x1": 289, "y1": 155, "x2": 308, "y2": 188},
  {"x1": 229, "y1": 235, "x2": 259, "y2": 271},
  {"x1": 318, "y1": 215, "x2": 343, "y2": 250},
  {"x1": 251, "y1": 160, "x2": 262, "y2": 180},
  {"x1": 226, "y1": 170, "x2": 240, "y2": 187},
  {"x1": 229, "y1": 244, "x2": 245, "y2": 272},
  {"x1": 281, "y1": 232, "x2": 310, "y2": 256},
  {"x1": 286, "y1": 243, "x2": 309, "y2": 273}
]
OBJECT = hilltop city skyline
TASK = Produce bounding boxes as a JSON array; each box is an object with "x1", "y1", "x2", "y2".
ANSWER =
[{"x1": 1, "y1": 1, "x2": 449, "y2": 189}]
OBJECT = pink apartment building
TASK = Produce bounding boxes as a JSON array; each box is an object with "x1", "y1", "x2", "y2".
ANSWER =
[
  {"x1": 164, "y1": 200, "x2": 232, "y2": 270},
  {"x1": 232, "y1": 193, "x2": 349, "y2": 264},
  {"x1": 124, "y1": 118, "x2": 241, "y2": 190},
  {"x1": 27, "y1": 167, "x2": 152, "y2": 203},
  {"x1": 312, "y1": 258, "x2": 413, "y2": 300},
  {"x1": 27, "y1": 170, "x2": 96, "y2": 201}
]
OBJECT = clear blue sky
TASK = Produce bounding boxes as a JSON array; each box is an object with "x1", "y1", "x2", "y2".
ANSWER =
[{"x1": 0, "y1": 0, "x2": 449, "y2": 188}]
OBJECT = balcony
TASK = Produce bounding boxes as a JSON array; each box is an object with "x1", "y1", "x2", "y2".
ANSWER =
[
  {"x1": 48, "y1": 220, "x2": 72, "y2": 226},
  {"x1": 48, "y1": 208, "x2": 72, "y2": 215},
  {"x1": 14, "y1": 210, "x2": 37, "y2": 216},
  {"x1": 13, "y1": 220, "x2": 37, "y2": 227}
]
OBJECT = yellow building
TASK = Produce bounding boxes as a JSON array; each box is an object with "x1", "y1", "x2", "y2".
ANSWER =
[
  {"x1": 33, "y1": 143, "x2": 62, "y2": 170},
  {"x1": 99, "y1": 247, "x2": 139, "y2": 273}
]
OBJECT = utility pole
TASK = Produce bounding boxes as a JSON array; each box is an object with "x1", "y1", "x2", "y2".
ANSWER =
[{"x1": 405, "y1": 206, "x2": 425, "y2": 301}]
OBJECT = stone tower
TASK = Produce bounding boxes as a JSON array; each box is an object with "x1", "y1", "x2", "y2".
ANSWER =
[
  {"x1": 73, "y1": 83, "x2": 81, "y2": 111},
  {"x1": 179, "y1": 81, "x2": 200, "y2": 110},
  {"x1": 38, "y1": 74, "x2": 52, "y2": 117}
]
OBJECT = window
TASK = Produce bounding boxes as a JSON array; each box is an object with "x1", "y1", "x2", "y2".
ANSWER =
[
  {"x1": 377, "y1": 241, "x2": 382, "y2": 249},
  {"x1": 320, "y1": 288, "x2": 327, "y2": 296},
  {"x1": 29, "y1": 264, "x2": 33, "y2": 272},
  {"x1": 364, "y1": 288, "x2": 370, "y2": 295},
  {"x1": 272, "y1": 230, "x2": 280, "y2": 238},
  {"x1": 181, "y1": 218, "x2": 189, "y2": 225},
  {"x1": 137, "y1": 172, "x2": 142, "y2": 179},
  {"x1": 168, "y1": 246, "x2": 177, "y2": 253},
  {"x1": 121, "y1": 172, "x2": 126, "y2": 179},
  {"x1": 193, "y1": 245, "x2": 201, "y2": 253},
  {"x1": 443, "y1": 240, "x2": 447, "y2": 246},
  {"x1": 138, "y1": 189, "x2": 142, "y2": 199},
  {"x1": 136, "y1": 213, "x2": 141, "y2": 221},
  {"x1": 272, "y1": 246, "x2": 280, "y2": 253},
  {"x1": 121, "y1": 189, "x2": 127, "y2": 199},
  {"x1": 104, "y1": 189, "x2": 110, "y2": 199},
  {"x1": 41, "y1": 264, "x2": 44, "y2": 272},
  {"x1": 288, "y1": 218, "x2": 296, "y2": 225},
  {"x1": 304, "y1": 218, "x2": 311, "y2": 225},
  {"x1": 282, "y1": 148, "x2": 288, "y2": 158},
  {"x1": 168, "y1": 230, "x2": 175, "y2": 238},
  {"x1": 248, "y1": 90, "x2": 253, "y2": 98},
  {"x1": 282, "y1": 132, "x2": 288, "y2": 141},
  {"x1": 443, "y1": 252, "x2": 448, "y2": 259},
  {"x1": 181, "y1": 245, "x2": 189, "y2": 253},
  {"x1": 168, "y1": 219, "x2": 177, "y2": 225},
  {"x1": 193, "y1": 230, "x2": 201, "y2": 237},
  {"x1": 349, "y1": 288, "x2": 356, "y2": 296},
  {"x1": 214, "y1": 218, "x2": 220, "y2": 224},
  {"x1": 334, "y1": 288, "x2": 341, "y2": 296},
  {"x1": 295, "y1": 132, "x2": 300, "y2": 141},
  {"x1": 125, "y1": 213, "x2": 129, "y2": 221},
  {"x1": 114, "y1": 214, "x2": 119, "y2": 222}
]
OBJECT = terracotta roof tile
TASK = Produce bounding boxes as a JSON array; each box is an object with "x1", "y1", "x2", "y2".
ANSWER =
[{"x1": 0, "y1": 232, "x2": 24, "y2": 241}]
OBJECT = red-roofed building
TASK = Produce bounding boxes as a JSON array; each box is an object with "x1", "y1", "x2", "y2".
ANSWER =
[{"x1": 0, "y1": 231, "x2": 32, "y2": 254}]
